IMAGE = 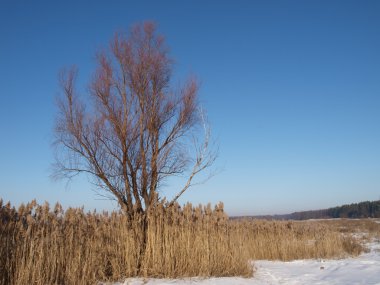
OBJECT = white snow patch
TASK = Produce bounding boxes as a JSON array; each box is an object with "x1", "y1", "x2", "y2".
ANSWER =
[
  {"x1": 253, "y1": 243, "x2": 380, "y2": 285},
  {"x1": 109, "y1": 241, "x2": 380, "y2": 285}
]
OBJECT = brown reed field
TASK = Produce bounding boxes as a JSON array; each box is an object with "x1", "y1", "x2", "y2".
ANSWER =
[
  {"x1": 313, "y1": 218, "x2": 380, "y2": 246},
  {"x1": 0, "y1": 199, "x2": 363, "y2": 285}
]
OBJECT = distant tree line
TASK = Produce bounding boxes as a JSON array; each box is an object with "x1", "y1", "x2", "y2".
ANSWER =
[
  {"x1": 236, "y1": 200, "x2": 380, "y2": 220},
  {"x1": 325, "y1": 200, "x2": 380, "y2": 219}
]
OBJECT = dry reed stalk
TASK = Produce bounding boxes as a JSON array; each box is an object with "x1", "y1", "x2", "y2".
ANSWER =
[{"x1": 0, "y1": 199, "x2": 363, "y2": 285}]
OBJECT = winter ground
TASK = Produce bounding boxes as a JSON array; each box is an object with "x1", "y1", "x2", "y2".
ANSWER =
[{"x1": 111, "y1": 239, "x2": 380, "y2": 285}]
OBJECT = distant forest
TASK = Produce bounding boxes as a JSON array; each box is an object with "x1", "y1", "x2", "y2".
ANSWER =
[{"x1": 239, "y1": 200, "x2": 380, "y2": 220}]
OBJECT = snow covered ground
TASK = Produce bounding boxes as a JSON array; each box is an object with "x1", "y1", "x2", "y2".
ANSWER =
[{"x1": 112, "y1": 240, "x2": 380, "y2": 285}]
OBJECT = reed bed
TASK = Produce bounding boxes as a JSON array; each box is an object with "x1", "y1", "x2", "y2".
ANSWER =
[
  {"x1": 314, "y1": 218, "x2": 380, "y2": 250},
  {"x1": 240, "y1": 219, "x2": 362, "y2": 260},
  {"x1": 317, "y1": 218, "x2": 380, "y2": 237},
  {"x1": 0, "y1": 199, "x2": 362, "y2": 285}
]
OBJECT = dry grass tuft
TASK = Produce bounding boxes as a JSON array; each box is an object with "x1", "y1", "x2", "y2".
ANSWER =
[{"x1": 0, "y1": 199, "x2": 363, "y2": 285}]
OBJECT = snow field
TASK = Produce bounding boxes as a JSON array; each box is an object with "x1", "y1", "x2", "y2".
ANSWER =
[{"x1": 113, "y1": 240, "x2": 380, "y2": 285}]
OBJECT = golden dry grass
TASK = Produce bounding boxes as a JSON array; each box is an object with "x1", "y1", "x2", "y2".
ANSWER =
[
  {"x1": 238, "y1": 219, "x2": 362, "y2": 261},
  {"x1": 0, "y1": 199, "x2": 364, "y2": 285},
  {"x1": 313, "y1": 218, "x2": 380, "y2": 253},
  {"x1": 317, "y1": 218, "x2": 380, "y2": 237}
]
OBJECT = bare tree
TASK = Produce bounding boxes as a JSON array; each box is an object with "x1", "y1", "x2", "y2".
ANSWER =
[{"x1": 53, "y1": 22, "x2": 215, "y2": 219}]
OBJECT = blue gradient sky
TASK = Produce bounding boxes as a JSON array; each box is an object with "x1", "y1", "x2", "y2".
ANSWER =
[{"x1": 0, "y1": 0, "x2": 379, "y2": 215}]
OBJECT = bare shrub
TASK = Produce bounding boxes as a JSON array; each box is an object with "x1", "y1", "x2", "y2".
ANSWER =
[{"x1": 53, "y1": 22, "x2": 216, "y2": 219}]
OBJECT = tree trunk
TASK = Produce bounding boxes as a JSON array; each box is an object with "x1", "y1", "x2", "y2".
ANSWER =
[{"x1": 134, "y1": 212, "x2": 148, "y2": 276}]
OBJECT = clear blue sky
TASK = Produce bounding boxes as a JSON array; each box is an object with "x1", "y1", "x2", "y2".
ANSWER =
[{"x1": 1, "y1": 0, "x2": 379, "y2": 216}]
